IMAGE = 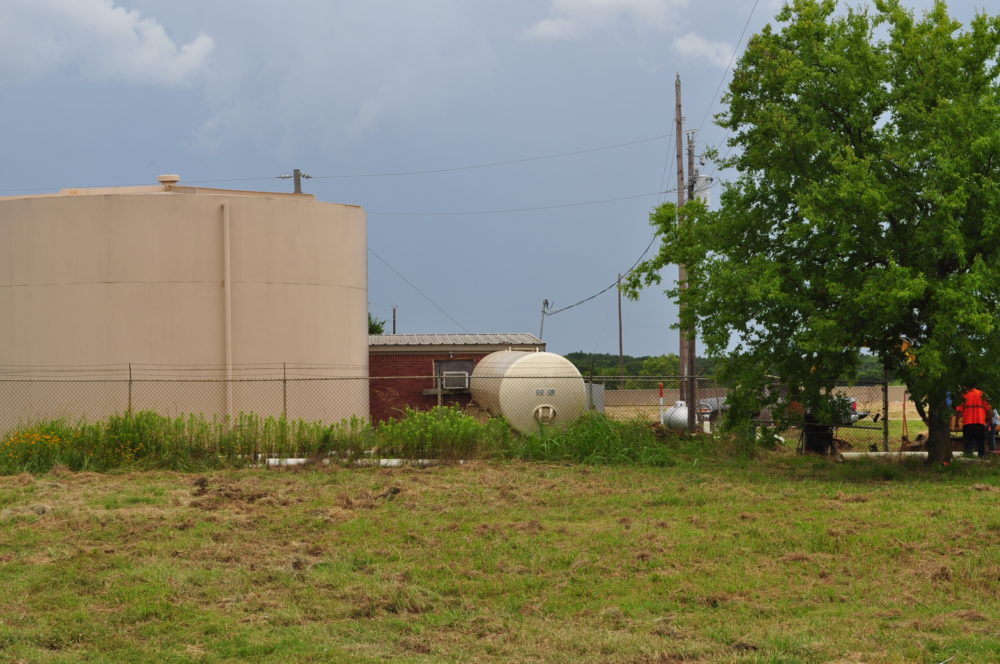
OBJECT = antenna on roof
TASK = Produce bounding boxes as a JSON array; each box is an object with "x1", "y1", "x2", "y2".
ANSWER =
[{"x1": 277, "y1": 168, "x2": 311, "y2": 193}]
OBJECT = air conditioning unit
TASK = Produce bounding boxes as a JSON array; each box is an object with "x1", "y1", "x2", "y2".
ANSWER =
[{"x1": 441, "y1": 371, "x2": 470, "y2": 390}]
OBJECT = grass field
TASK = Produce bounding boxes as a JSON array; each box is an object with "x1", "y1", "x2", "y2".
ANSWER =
[{"x1": 1, "y1": 449, "x2": 998, "y2": 663}]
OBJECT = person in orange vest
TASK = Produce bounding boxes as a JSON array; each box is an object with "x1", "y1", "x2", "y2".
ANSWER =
[{"x1": 957, "y1": 387, "x2": 992, "y2": 458}]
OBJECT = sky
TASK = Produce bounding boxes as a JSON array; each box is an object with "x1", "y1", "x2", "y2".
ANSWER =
[{"x1": 0, "y1": 0, "x2": 988, "y2": 358}]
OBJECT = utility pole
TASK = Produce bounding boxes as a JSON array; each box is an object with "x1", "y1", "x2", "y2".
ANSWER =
[
  {"x1": 684, "y1": 130, "x2": 699, "y2": 434},
  {"x1": 617, "y1": 274, "x2": 625, "y2": 389},
  {"x1": 539, "y1": 299, "x2": 549, "y2": 340},
  {"x1": 392, "y1": 305, "x2": 397, "y2": 334},
  {"x1": 279, "y1": 168, "x2": 312, "y2": 193},
  {"x1": 675, "y1": 74, "x2": 695, "y2": 432}
]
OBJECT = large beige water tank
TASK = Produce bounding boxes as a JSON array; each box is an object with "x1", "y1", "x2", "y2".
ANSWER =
[
  {"x1": 470, "y1": 350, "x2": 587, "y2": 434},
  {"x1": 0, "y1": 177, "x2": 368, "y2": 428}
]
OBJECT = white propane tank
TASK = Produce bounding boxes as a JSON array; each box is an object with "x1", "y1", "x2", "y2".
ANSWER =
[
  {"x1": 470, "y1": 350, "x2": 587, "y2": 434},
  {"x1": 662, "y1": 401, "x2": 689, "y2": 431}
]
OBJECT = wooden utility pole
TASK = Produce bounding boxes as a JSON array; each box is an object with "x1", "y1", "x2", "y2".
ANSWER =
[
  {"x1": 539, "y1": 299, "x2": 549, "y2": 340},
  {"x1": 280, "y1": 168, "x2": 312, "y2": 193},
  {"x1": 685, "y1": 131, "x2": 698, "y2": 433},
  {"x1": 675, "y1": 74, "x2": 696, "y2": 432},
  {"x1": 617, "y1": 273, "x2": 625, "y2": 389},
  {"x1": 675, "y1": 73, "x2": 687, "y2": 397}
]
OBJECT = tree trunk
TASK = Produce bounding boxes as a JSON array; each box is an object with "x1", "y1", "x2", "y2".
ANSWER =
[{"x1": 924, "y1": 400, "x2": 953, "y2": 465}]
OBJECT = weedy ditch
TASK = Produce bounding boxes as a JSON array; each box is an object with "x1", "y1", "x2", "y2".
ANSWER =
[{"x1": 1, "y1": 407, "x2": 719, "y2": 475}]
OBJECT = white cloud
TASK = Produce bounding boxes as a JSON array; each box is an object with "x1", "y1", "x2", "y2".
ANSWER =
[
  {"x1": 524, "y1": 0, "x2": 687, "y2": 41},
  {"x1": 0, "y1": 0, "x2": 213, "y2": 86},
  {"x1": 193, "y1": 1, "x2": 497, "y2": 151},
  {"x1": 672, "y1": 31, "x2": 735, "y2": 69}
]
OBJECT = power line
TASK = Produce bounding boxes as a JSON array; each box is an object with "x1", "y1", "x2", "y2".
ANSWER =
[
  {"x1": 2, "y1": 181, "x2": 676, "y2": 217},
  {"x1": 368, "y1": 247, "x2": 469, "y2": 333},
  {"x1": 544, "y1": 232, "x2": 659, "y2": 317},
  {"x1": 368, "y1": 190, "x2": 672, "y2": 217},
  {"x1": 657, "y1": 126, "x2": 677, "y2": 205},
  {"x1": 696, "y1": 0, "x2": 760, "y2": 135},
  {"x1": 0, "y1": 134, "x2": 671, "y2": 195},
  {"x1": 309, "y1": 135, "x2": 669, "y2": 179},
  {"x1": 686, "y1": 1, "x2": 759, "y2": 189}
]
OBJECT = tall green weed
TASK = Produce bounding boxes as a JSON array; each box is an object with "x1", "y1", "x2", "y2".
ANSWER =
[
  {"x1": 2, "y1": 407, "x2": 726, "y2": 474},
  {"x1": 503, "y1": 412, "x2": 676, "y2": 466},
  {"x1": 374, "y1": 406, "x2": 493, "y2": 460},
  {"x1": 0, "y1": 411, "x2": 377, "y2": 474}
]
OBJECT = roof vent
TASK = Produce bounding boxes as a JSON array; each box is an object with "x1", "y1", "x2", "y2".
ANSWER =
[{"x1": 157, "y1": 174, "x2": 181, "y2": 186}]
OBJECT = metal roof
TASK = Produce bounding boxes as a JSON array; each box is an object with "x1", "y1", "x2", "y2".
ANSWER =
[{"x1": 369, "y1": 333, "x2": 544, "y2": 347}]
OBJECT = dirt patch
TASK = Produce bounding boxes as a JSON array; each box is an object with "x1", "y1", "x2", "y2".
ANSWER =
[
  {"x1": 4, "y1": 473, "x2": 35, "y2": 486},
  {"x1": 930, "y1": 565, "x2": 952, "y2": 582},
  {"x1": 950, "y1": 609, "x2": 988, "y2": 621},
  {"x1": 834, "y1": 492, "x2": 869, "y2": 503},
  {"x1": 781, "y1": 552, "x2": 813, "y2": 563},
  {"x1": 0, "y1": 504, "x2": 52, "y2": 519},
  {"x1": 510, "y1": 520, "x2": 544, "y2": 535},
  {"x1": 187, "y1": 477, "x2": 286, "y2": 510},
  {"x1": 338, "y1": 486, "x2": 402, "y2": 510}
]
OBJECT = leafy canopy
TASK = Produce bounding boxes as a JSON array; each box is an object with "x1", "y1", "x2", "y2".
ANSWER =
[
  {"x1": 368, "y1": 313, "x2": 386, "y2": 335},
  {"x1": 627, "y1": 0, "x2": 1000, "y2": 441}
]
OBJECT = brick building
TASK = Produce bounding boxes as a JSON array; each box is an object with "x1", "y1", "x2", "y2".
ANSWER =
[{"x1": 368, "y1": 334, "x2": 545, "y2": 422}]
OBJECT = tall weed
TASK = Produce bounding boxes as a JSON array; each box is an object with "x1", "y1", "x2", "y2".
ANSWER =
[
  {"x1": 2, "y1": 407, "x2": 729, "y2": 474},
  {"x1": 505, "y1": 412, "x2": 676, "y2": 466},
  {"x1": 374, "y1": 406, "x2": 485, "y2": 460},
  {"x1": 0, "y1": 411, "x2": 379, "y2": 474}
]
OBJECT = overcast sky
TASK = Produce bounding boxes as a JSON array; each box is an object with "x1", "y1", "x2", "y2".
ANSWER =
[{"x1": 0, "y1": 0, "x2": 988, "y2": 358}]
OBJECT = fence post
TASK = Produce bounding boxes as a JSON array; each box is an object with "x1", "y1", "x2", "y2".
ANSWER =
[
  {"x1": 128, "y1": 362, "x2": 133, "y2": 415},
  {"x1": 283, "y1": 363, "x2": 288, "y2": 420},
  {"x1": 882, "y1": 369, "x2": 890, "y2": 452}
]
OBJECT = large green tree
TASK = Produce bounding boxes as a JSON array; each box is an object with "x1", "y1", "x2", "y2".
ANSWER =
[{"x1": 628, "y1": 0, "x2": 1000, "y2": 462}]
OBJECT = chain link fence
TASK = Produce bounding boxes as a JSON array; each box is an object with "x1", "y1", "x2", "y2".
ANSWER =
[
  {"x1": 750, "y1": 381, "x2": 890, "y2": 453},
  {"x1": 0, "y1": 367, "x2": 893, "y2": 454}
]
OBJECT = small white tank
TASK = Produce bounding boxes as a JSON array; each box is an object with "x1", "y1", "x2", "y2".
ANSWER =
[
  {"x1": 470, "y1": 350, "x2": 587, "y2": 434},
  {"x1": 662, "y1": 401, "x2": 689, "y2": 431}
]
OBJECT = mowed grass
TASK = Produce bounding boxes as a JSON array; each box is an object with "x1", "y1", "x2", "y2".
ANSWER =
[{"x1": 0, "y1": 456, "x2": 998, "y2": 663}]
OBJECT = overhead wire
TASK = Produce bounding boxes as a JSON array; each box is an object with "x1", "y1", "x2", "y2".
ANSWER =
[
  {"x1": 540, "y1": 0, "x2": 760, "y2": 324},
  {"x1": 544, "y1": 101, "x2": 679, "y2": 319},
  {"x1": 656, "y1": 120, "x2": 677, "y2": 205},
  {"x1": 544, "y1": 231, "x2": 659, "y2": 317},
  {"x1": 308, "y1": 134, "x2": 670, "y2": 179},
  {"x1": 696, "y1": 0, "x2": 760, "y2": 135},
  {"x1": 368, "y1": 247, "x2": 469, "y2": 333},
  {"x1": 699, "y1": 0, "x2": 760, "y2": 184},
  {"x1": 0, "y1": 133, "x2": 671, "y2": 195},
  {"x1": 368, "y1": 190, "x2": 671, "y2": 217}
]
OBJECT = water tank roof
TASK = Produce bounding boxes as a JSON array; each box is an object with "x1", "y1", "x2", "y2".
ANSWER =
[{"x1": 0, "y1": 174, "x2": 335, "y2": 202}]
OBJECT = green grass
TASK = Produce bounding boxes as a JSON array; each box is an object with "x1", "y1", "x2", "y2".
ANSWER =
[
  {"x1": 1, "y1": 403, "x2": 953, "y2": 477},
  {"x1": 1, "y1": 408, "x2": 716, "y2": 475},
  {"x1": 0, "y1": 455, "x2": 997, "y2": 662}
]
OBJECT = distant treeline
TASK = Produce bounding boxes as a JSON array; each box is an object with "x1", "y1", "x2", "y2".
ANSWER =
[
  {"x1": 565, "y1": 352, "x2": 891, "y2": 385},
  {"x1": 564, "y1": 352, "x2": 719, "y2": 381}
]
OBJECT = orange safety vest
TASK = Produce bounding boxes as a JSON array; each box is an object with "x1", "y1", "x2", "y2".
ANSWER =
[{"x1": 957, "y1": 389, "x2": 991, "y2": 427}]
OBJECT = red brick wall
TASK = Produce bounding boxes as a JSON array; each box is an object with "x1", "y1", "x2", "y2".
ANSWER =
[{"x1": 368, "y1": 352, "x2": 490, "y2": 422}]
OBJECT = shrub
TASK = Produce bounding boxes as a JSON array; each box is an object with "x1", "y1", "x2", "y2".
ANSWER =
[
  {"x1": 505, "y1": 412, "x2": 675, "y2": 466},
  {"x1": 374, "y1": 406, "x2": 486, "y2": 460}
]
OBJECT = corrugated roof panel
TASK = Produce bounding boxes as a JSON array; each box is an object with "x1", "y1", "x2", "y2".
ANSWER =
[{"x1": 369, "y1": 333, "x2": 543, "y2": 347}]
